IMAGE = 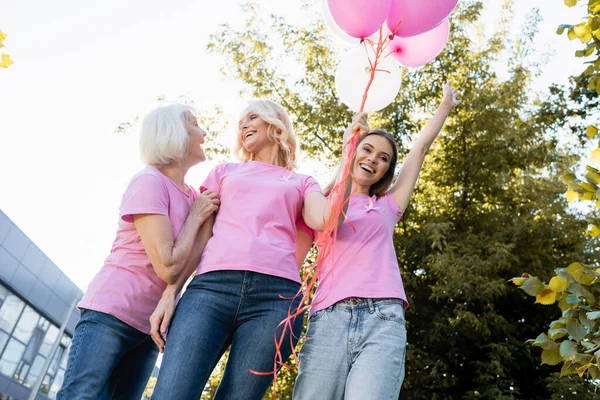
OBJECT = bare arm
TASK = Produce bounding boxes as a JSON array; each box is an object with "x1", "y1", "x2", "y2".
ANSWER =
[
  {"x1": 134, "y1": 190, "x2": 219, "y2": 285},
  {"x1": 296, "y1": 228, "x2": 314, "y2": 270},
  {"x1": 149, "y1": 215, "x2": 215, "y2": 352},
  {"x1": 392, "y1": 82, "x2": 460, "y2": 213},
  {"x1": 303, "y1": 113, "x2": 369, "y2": 232}
]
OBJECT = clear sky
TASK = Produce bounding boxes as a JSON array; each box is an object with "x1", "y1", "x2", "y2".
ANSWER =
[{"x1": 0, "y1": 0, "x2": 586, "y2": 290}]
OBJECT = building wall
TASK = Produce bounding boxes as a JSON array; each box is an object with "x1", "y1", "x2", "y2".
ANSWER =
[{"x1": 0, "y1": 210, "x2": 83, "y2": 400}]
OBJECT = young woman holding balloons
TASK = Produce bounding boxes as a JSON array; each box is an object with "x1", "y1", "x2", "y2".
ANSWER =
[
  {"x1": 149, "y1": 100, "x2": 369, "y2": 400},
  {"x1": 292, "y1": 81, "x2": 460, "y2": 400}
]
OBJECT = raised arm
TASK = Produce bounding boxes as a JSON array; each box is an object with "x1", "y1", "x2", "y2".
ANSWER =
[
  {"x1": 134, "y1": 190, "x2": 219, "y2": 285},
  {"x1": 391, "y1": 82, "x2": 460, "y2": 213},
  {"x1": 302, "y1": 113, "x2": 369, "y2": 232},
  {"x1": 149, "y1": 214, "x2": 216, "y2": 352}
]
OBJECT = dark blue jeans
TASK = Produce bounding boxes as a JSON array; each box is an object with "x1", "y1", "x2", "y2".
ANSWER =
[
  {"x1": 57, "y1": 309, "x2": 158, "y2": 400},
  {"x1": 152, "y1": 270, "x2": 304, "y2": 400}
]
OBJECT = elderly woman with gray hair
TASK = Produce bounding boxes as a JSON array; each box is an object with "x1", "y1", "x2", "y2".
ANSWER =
[{"x1": 57, "y1": 103, "x2": 219, "y2": 400}]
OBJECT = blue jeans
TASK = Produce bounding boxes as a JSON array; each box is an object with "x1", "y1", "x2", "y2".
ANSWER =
[
  {"x1": 293, "y1": 298, "x2": 407, "y2": 400},
  {"x1": 57, "y1": 309, "x2": 158, "y2": 400},
  {"x1": 152, "y1": 270, "x2": 303, "y2": 400}
]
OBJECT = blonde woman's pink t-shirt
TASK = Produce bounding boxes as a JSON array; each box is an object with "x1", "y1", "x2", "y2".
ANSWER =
[
  {"x1": 78, "y1": 166, "x2": 198, "y2": 334},
  {"x1": 198, "y1": 161, "x2": 322, "y2": 283},
  {"x1": 299, "y1": 192, "x2": 408, "y2": 315}
]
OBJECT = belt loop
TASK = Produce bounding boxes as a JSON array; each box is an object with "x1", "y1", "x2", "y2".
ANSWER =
[{"x1": 368, "y1": 299, "x2": 375, "y2": 313}]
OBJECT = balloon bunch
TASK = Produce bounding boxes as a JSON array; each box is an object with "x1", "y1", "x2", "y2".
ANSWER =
[{"x1": 324, "y1": 0, "x2": 458, "y2": 112}]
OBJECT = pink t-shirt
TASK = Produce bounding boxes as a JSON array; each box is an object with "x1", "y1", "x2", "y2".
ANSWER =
[
  {"x1": 299, "y1": 192, "x2": 408, "y2": 315},
  {"x1": 78, "y1": 166, "x2": 198, "y2": 334},
  {"x1": 198, "y1": 161, "x2": 322, "y2": 283}
]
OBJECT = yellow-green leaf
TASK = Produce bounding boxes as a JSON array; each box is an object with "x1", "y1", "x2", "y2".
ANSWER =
[
  {"x1": 590, "y1": 225, "x2": 600, "y2": 237},
  {"x1": 0, "y1": 53, "x2": 12, "y2": 69},
  {"x1": 542, "y1": 347, "x2": 563, "y2": 365},
  {"x1": 567, "y1": 262, "x2": 584, "y2": 280},
  {"x1": 573, "y1": 24, "x2": 588, "y2": 38},
  {"x1": 586, "y1": 125, "x2": 598, "y2": 139},
  {"x1": 549, "y1": 276, "x2": 569, "y2": 292},
  {"x1": 536, "y1": 287, "x2": 557, "y2": 305},
  {"x1": 564, "y1": 0, "x2": 577, "y2": 6},
  {"x1": 579, "y1": 272, "x2": 597, "y2": 285},
  {"x1": 510, "y1": 277, "x2": 528, "y2": 286},
  {"x1": 565, "y1": 189, "x2": 580, "y2": 202},
  {"x1": 558, "y1": 294, "x2": 571, "y2": 312},
  {"x1": 562, "y1": 172, "x2": 577, "y2": 183},
  {"x1": 549, "y1": 327, "x2": 568, "y2": 340},
  {"x1": 561, "y1": 361, "x2": 578, "y2": 376},
  {"x1": 591, "y1": 149, "x2": 600, "y2": 162}
]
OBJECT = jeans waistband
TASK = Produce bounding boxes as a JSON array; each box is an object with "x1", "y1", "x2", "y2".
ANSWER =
[{"x1": 333, "y1": 297, "x2": 405, "y2": 312}]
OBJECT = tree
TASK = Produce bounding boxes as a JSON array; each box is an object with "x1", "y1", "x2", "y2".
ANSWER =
[
  {"x1": 0, "y1": 30, "x2": 13, "y2": 68},
  {"x1": 511, "y1": 0, "x2": 600, "y2": 390},
  {"x1": 197, "y1": 0, "x2": 598, "y2": 397}
]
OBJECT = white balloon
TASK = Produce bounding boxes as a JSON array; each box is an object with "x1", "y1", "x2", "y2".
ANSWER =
[{"x1": 335, "y1": 46, "x2": 402, "y2": 112}]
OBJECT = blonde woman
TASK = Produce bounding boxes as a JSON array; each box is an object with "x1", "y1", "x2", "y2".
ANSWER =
[{"x1": 150, "y1": 100, "x2": 368, "y2": 399}]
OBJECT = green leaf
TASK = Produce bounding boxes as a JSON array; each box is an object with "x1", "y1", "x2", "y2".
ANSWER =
[
  {"x1": 521, "y1": 277, "x2": 544, "y2": 296},
  {"x1": 560, "y1": 340, "x2": 578, "y2": 360},
  {"x1": 586, "y1": 311, "x2": 600, "y2": 320},
  {"x1": 564, "y1": 0, "x2": 577, "y2": 7},
  {"x1": 567, "y1": 317, "x2": 588, "y2": 342},
  {"x1": 566, "y1": 294, "x2": 580, "y2": 305},
  {"x1": 533, "y1": 333, "x2": 559, "y2": 350},
  {"x1": 590, "y1": 365, "x2": 600, "y2": 380}
]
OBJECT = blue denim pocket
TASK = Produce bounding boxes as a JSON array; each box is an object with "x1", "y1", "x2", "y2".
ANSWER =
[
  {"x1": 309, "y1": 308, "x2": 327, "y2": 323},
  {"x1": 375, "y1": 302, "x2": 405, "y2": 324}
]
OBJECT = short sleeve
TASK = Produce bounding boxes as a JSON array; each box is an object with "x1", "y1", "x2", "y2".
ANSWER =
[
  {"x1": 200, "y1": 164, "x2": 225, "y2": 195},
  {"x1": 384, "y1": 191, "x2": 403, "y2": 220},
  {"x1": 303, "y1": 176, "x2": 323, "y2": 198},
  {"x1": 120, "y1": 173, "x2": 169, "y2": 223},
  {"x1": 296, "y1": 215, "x2": 316, "y2": 239}
]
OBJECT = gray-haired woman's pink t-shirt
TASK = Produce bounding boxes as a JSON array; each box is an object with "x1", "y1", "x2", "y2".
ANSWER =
[{"x1": 78, "y1": 166, "x2": 198, "y2": 334}]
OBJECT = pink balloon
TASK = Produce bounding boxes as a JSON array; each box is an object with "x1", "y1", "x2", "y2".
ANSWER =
[
  {"x1": 387, "y1": 0, "x2": 457, "y2": 38},
  {"x1": 388, "y1": 19, "x2": 450, "y2": 68},
  {"x1": 328, "y1": 0, "x2": 392, "y2": 39}
]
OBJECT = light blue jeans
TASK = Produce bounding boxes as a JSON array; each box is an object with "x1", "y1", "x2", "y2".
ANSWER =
[{"x1": 293, "y1": 298, "x2": 407, "y2": 400}]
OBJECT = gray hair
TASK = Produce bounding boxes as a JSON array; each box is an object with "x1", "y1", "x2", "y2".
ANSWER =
[{"x1": 139, "y1": 103, "x2": 198, "y2": 165}]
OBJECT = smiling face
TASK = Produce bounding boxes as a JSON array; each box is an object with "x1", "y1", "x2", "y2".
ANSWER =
[
  {"x1": 353, "y1": 133, "x2": 395, "y2": 192},
  {"x1": 185, "y1": 111, "x2": 207, "y2": 163},
  {"x1": 238, "y1": 111, "x2": 272, "y2": 154}
]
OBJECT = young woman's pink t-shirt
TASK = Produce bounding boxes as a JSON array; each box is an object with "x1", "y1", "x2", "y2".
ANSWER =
[
  {"x1": 298, "y1": 192, "x2": 408, "y2": 315},
  {"x1": 198, "y1": 161, "x2": 322, "y2": 283},
  {"x1": 78, "y1": 166, "x2": 198, "y2": 334}
]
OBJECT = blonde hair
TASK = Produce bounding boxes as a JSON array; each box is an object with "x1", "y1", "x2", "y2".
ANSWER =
[{"x1": 235, "y1": 100, "x2": 297, "y2": 171}]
